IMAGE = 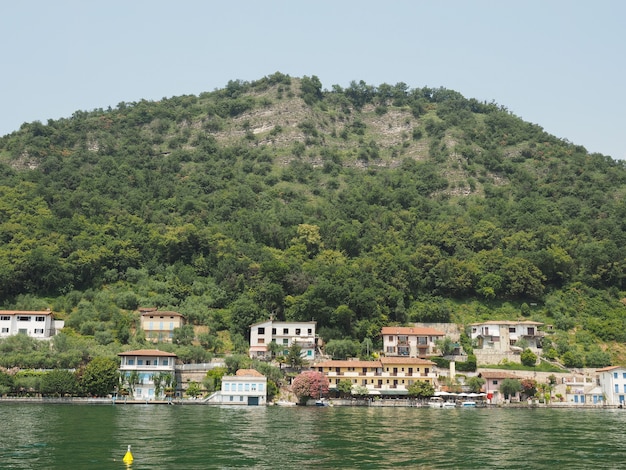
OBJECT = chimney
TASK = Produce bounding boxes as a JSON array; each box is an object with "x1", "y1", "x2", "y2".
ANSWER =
[{"x1": 449, "y1": 361, "x2": 456, "y2": 380}]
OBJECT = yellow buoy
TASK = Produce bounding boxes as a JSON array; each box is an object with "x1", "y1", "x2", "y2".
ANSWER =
[{"x1": 123, "y1": 445, "x2": 134, "y2": 464}]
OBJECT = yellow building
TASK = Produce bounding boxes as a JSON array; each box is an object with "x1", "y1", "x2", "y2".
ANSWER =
[
  {"x1": 139, "y1": 308, "x2": 185, "y2": 343},
  {"x1": 314, "y1": 357, "x2": 436, "y2": 396}
]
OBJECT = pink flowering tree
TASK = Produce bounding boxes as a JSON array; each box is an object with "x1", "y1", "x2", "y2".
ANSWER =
[{"x1": 291, "y1": 371, "x2": 329, "y2": 404}]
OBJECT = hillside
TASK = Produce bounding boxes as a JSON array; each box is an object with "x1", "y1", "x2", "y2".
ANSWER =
[{"x1": 0, "y1": 72, "x2": 625, "y2": 367}]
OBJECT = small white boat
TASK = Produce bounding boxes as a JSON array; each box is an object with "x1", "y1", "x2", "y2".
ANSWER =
[
  {"x1": 429, "y1": 397, "x2": 456, "y2": 408},
  {"x1": 428, "y1": 397, "x2": 444, "y2": 408}
]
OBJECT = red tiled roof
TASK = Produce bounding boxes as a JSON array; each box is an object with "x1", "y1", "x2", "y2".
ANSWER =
[
  {"x1": 236, "y1": 369, "x2": 264, "y2": 377},
  {"x1": 314, "y1": 360, "x2": 381, "y2": 368},
  {"x1": 469, "y1": 320, "x2": 543, "y2": 326},
  {"x1": 380, "y1": 356, "x2": 435, "y2": 366},
  {"x1": 0, "y1": 310, "x2": 53, "y2": 315},
  {"x1": 381, "y1": 326, "x2": 445, "y2": 336},
  {"x1": 596, "y1": 365, "x2": 625, "y2": 372},
  {"x1": 118, "y1": 349, "x2": 178, "y2": 357},
  {"x1": 478, "y1": 371, "x2": 521, "y2": 379},
  {"x1": 140, "y1": 310, "x2": 184, "y2": 317}
]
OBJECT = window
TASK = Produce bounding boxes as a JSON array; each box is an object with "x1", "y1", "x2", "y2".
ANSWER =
[
  {"x1": 34, "y1": 329, "x2": 44, "y2": 334},
  {"x1": 307, "y1": 350, "x2": 312, "y2": 356},
  {"x1": 307, "y1": 328, "x2": 312, "y2": 335},
  {"x1": 386, "y1": 346, "x2": 395, "y2": 353},
  {"x1": 163, "y1": 359, "x2": 168, "y2": 366},
  {"x1": 146, "y1": 360, "x2": 151, "y2": 366},
  {"x1": 388, "y1": 336, "x2": 393, "y2": 342},
  {"x1": 509, "y1": 327, "x2": 516, "y2": 333},
  {"x1": 283, "y1": 339, "x2": 288, "y2": 345},
  {"x1": 271, "y1": 328, "x2": 276, "y2": 335},
  {"x1": 238, "y1": 383, "x2": 243, "y2": 392},
  {"x1": 258, "y1": 327, "x2": 265, "y2": 334},
  {"x1": 230, "y1": 396, "x2": 234, "y2": 402},
  {"x1": 295, "y1": 328, "x2": 301, "y2": 335},
  {"x1": 128, "y1": 359, "x2": 134, "y2": 365},
  {"x1": 0, "y1": 316, "x2": 10, "y2": 321},
  {"x1": 17, "y1": 316, "x2": 30, "y2": 321},
  {"x1": 1, "y1": 328, "x2": 8, "y2": 333},
  {"x1": 472, "y1": 327, "x2": 477, "y2": 333},
  {"x1": 623, "y1": 373, "x2": 626, "y2": 379},
  {"x1": 245, "y1": 384, "x2": 250, "y2": 391},
  {"x1": 493, "y1": 380, "x2": 498, "y2": 385},
  {"x1": 258, "y1": 338, "x2": 265, "y2": 344},
  {"x1": 623, "y1": 385, "x2": 626, "y2": 393},
  {"x1": 259, "y1": 383, "x2": 264, "y2": 391},
  {"x1": 251, "y1": 384, "x2": 257, "y2": 391},
  {"x1": 138, "y1": 360, "x2": 144, "y2": 365},
  {"x1": 35, "y1": 316, "x2": 45, "y2": 322},
  {"x1": 240, "y1": 396, "x2": 244, "y2": 402},
  {"x1": 614, "y1": 372, "x2": 618, "y2": 379},
  {"x1": 225, "y1": 383, "x2": 230, "y2": 391},
  {"x1": 283, "y1": 328, "x2": 289, "y2": 334},
  {"x1": 615, "y1": 384, "x2": 619, "y2": 393}
]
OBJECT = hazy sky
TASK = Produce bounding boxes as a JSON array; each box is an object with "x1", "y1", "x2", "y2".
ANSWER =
[{"x1": 2, "y1": 0, "x2": 625, "y2": 159}]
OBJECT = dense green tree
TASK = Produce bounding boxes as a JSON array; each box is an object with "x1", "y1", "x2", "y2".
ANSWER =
[
  {"x1": 520, "y1": 349, "x2": 538, "y2": 367},
  {"x1": 499, "y1": 378, "x2": 522, "y2": 399},
  {"x1": 80, "y1": 357, "x2": 119, "y2": 397},
  {"x1": 407, "y1": 381, "x2": 435, "y2": 399},
  {"x1": 41, "y1": 369, "x2": 79, "y2": 397}
]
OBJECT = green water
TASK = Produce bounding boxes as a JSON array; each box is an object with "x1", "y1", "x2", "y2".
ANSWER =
[{"x1": 1, "y1": 403, "x2": 625, "y2": 469}]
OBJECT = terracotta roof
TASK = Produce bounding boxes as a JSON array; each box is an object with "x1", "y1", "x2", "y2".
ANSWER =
[
  {"x1": 381, "y1": 326, "x2": 445, "y2": 336},
  {"x1": 0, "y1": 310, "x2": 53, "y2": 315},
  {"x1": 380, "y1": 356, "x2": 436, "y2": 366},
  {"x1": 314, "y1": 360, "x2": 382, "y2": 368},
  {"x1": 236, "y1": 369, "x2": 265, "y2": 377},
  {"x1": 118, "y1": 349, "x2": 178, "y2": 357},
  {"x1": 140, "y1": 310, "x2": 184, "y2": 317},
  {"x1": 478, "y1": 371, "x2": 521, "y2": 379},
  {"x1": 469, "y1": 320, "x2": 543, "y2": 326},
  {"x1": 596, "y1": 365, "x2": 625, "y2": 372}
]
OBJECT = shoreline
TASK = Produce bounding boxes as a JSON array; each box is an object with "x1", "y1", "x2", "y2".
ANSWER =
[{"x1": 1, "y1": 396, "x2": 623, "y2": 409}]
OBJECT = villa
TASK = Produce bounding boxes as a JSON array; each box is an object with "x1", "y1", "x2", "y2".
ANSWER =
[
  {"x1": 0, "y1": 309, "x2": 64, "y2": 339},
  {"x1": 381, "y1": 326, "x2": 445, "y2": 357},
  {"x1": 215, "y1": 369, "x2": 268, "y2": 406},
  {"x1": 470, "y1": 320, "x2": 544, "y2": 352},
  {"x1": 249, "y1": 320, "x2": 317, "y2": 361},
  {"x1": 597, "y1": 365, "x2": 626, "y2": 406},
  {"x1": 314, "y1": 357, "x2": 436, "y2": 396},
  {"x1": 118, "y1": 349, "x2": 177, "y2": 400},
  {"x1": 138, "y1": 307, "x2": 185, "y2": 343}
]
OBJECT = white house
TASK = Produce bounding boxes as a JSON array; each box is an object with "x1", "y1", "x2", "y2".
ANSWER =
[
  {"x1": 216, "y1": 369, "x2": 268, "y2": 406},
  {"x1": 0, "y1": 310, "x2": 64, "y2": 339},
  {"x1": 249, "y1": 320, "x2": 317, "y2": 361},
  {"x1": 597, "y1": 365, "x2": 626, "y2": 406},
  {"x1": 381, "y1": 326, "x2": 445, "y2": 357},
  {"x1": 118, "y1": 349, "x2": 177, "y2": 400},
  {"x1": 470, "y1": 321, "x2": 544, "y2": 352}
]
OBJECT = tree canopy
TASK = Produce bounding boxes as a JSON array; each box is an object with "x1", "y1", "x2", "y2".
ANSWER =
[{"x1": 0, "y1": 73, "x2": 624, "y2": 367}]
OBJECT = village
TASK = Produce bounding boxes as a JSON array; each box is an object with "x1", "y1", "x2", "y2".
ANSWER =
[
  {"x1": 119, "y1": 313, "x2": 625, "y2": 408},
  {"x1": 1, "y1": 309, "x2": 624, "y2": 408}
]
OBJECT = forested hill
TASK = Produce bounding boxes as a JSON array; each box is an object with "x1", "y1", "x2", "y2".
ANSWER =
[{"x1": 0, "y1": 72, "x2": 625, "y2": 366}]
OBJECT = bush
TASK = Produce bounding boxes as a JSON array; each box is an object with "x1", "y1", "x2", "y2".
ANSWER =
[{"x1": 520, "y1": 349, "x2": 538, "y2": 367}]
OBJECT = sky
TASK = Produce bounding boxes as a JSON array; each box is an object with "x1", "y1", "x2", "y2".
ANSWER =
[{"x1": 1, "y1": 0, "x2": 625, "y2": 160}]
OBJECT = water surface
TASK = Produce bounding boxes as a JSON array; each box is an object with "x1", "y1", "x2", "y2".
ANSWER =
[{"x1": 1, "y1": 403, "x2": 624, "y2": 469}]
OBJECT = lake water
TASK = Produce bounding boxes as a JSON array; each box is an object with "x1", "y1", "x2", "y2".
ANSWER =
[{"x1": 1, "y1": 403, "x2": 625, "y2": 469}]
